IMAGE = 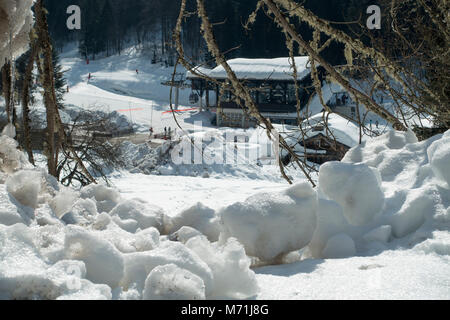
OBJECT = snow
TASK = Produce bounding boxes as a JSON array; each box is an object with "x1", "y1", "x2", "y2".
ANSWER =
[
  {"x1": 1, "y1": 46, "x2": 449, "y2": 300},
  {"x1": 143, "y1": 264, "x2": 206, "y2": 300},
  {"x1": 188, "y1": 57, "x2": 314, "y2": 81},
  {"x1": 109, "y1": 199, "x2": 168, "y2": 234},
  {"x1": 363, "y1": 225, "x2": 392, "y2": 244},
  {"x1": 121, "y1": 241, "x2": 214, "y2": 296},
  {"x1": 219, "y1": 183, "x2": 317, "y2": 262},
  {"x1": 185, "y1": 236, "x2": 259, "y2": 299},
  {"x1": 169, "y1": 226, "x2": 203, "y2": 244},
  {"x1": 428, "y1": 130, "x2": 450, "y2": 187},
  {"x1": 64, "y1": 226, "x2": 125, "y2": 289},
  {"x1": 169, "y1": 202, "x2": 220, "y2": 241},
  {"x1": 305, "y1": 199, "x2": 349, "y2": 259},
  {"x1": 0, "y1": 184, "x2": 34, "y2": 226},
  {"x1": 319, "y1": 162, "x2": 384, "y2": 226},
  {"x1": 322, "y1": 233, "x2": 356, "y2": 259},
  {"x1": 6, "y1": 170, "x2": 42, "y2": 209}
]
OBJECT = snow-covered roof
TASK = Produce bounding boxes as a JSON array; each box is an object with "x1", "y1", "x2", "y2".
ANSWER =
[
  {"x1": 284, "y1": 113, "x2": 362, "y2": 149},
  {"x1": 187, "y1": 57, "x2": 313, "y2": 81}
]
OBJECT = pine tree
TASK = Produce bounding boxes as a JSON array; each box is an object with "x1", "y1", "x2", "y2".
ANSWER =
[{"x1": 52, "y1": 46, "x2": 66, "y2": 109}]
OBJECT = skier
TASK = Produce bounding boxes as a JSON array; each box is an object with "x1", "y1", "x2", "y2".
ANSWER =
[
  {"x1": 88, "y1": 73, "x2": 91, "y2": 82},
  {"x1": 136, "y1": 69, "x2": 139, "y2": 74},
  {"x1": 168, "y1": 127, "x2": 172, "y2": 138},
  {"x1": 149, "y1": 127, "x2": 154, "y2": 138},
  {"x1": 164, "y1": 127, "x2": 167, "y2": 138}
]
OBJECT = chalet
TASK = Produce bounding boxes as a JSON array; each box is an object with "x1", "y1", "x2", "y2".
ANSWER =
[
  {"x1": 186, "y1": 57, "x2": 325, "y2": 128},
  {"x1": 282, "y1": 113, "x2": 362, "y2": 165}
]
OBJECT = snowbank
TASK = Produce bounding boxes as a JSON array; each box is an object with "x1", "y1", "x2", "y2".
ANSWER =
[
  {"x1": 319, "y1": 162, "x2": 384, "y2": 226},
  {"x1": 219, "y1": 183, "x2": 317, "y2": 262}
]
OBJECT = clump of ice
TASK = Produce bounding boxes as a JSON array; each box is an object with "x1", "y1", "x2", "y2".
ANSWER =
[
  {"x1": 143, "y1": 264, "x2": 206, "y2": 300},
  {"x1": 80, "y1": 184, "x2": 121, "y2": 213},
  {"x1": 64, "y1": 226, "x2": 125, "y2": 288},
  {"x1": 62, "y1": 198, "x2": 98, "y2": 225},
  {"x1": 186, "y1": 236, "x2": 259, "y2": 299},
  {"x1": 0, "y1": 185, "x2": 34, "y2": 226},
  {"x1": 319, "y1": 162, "x2": 384, "y2": 226},
  {"x1": 6, "y1": 170, "x2": 42, "y2": 209},
  {"x1": 169, "y1": 202, "x2": 220, "y2": 241},
  {"x1": 0, "y1": 135, "x2": 31, "y2": 174},
  {"x1": 109, "y1": 199, "x2": 167, "y2": 234},
  {"x1": 219, "y1": 183, "x2": 317, "y2": 262},
  {"x1": 169, "y1": 226, "x2": 203, "y2": 243},
  {"x1": 121, "y1": 241, "x2": 213, "y2": 296},
  {"x1": 50, "y1": 189, "x2": 79, "y2": 219}
]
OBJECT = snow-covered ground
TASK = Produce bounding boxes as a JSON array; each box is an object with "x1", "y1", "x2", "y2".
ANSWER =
[{"x1": 1, "y1": 46, "x2": 449, "y2": 300}]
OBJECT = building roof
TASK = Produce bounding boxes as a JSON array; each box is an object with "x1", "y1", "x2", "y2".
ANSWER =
[{"x1": 187, "y1": 57, "x2": 314, "y2": 81}]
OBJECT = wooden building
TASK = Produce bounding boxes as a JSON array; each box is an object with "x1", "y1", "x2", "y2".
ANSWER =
[{"x1": 187, "y1": 57, "x2": 325, "y2": 128}]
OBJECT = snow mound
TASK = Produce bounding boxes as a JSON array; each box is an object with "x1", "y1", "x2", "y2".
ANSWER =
[
  {"x1": 80, "y1": 184, "x2": 122, "y2": 213},
  {"x1": 109, "y1": 199, "x2": 168, "y2": 234},
  {"x1": 0, "y1": 224, "x2": 111, "y2": 300},
  {"x1": 186, "y1": 236, "x2": 259, "y2": 299},
  {"x1": 169, "y1": 203, "x2": 220, "y2": 241},
  {"x1": 0, "y1": 128, "x2": 31, "y2": 175},
  {"x1": 305, "y1": 199, "x2": 349, "y2": 258},
  {"x1": 427, "y1": 132, "x2": 450, "y2": 187},
  {"x1": 363, "y1": 225, "x2": 392, "y2": 244},
  {"x1": 319, "y1": 162, "x2": 384, "y2": 226},
  {"x1": 6, "y1": 170, "x2": 42, "y2": 209},
  {"x1": 169, "y1": 226, "x2": 203, "y2": 243},
  {"x1": 62, "y1": 198, "x2": 98, "y2": 225},
  {"x1": 143, "y1": 264, "x2": 206, "y2": 300},
  {"x1": 64, "y1": 226, "x2": 125, "y2": 288},
  {"x1": 50, "y1": 189, "x2": 79, "y2": 219},
  {"x1": 322, "y1": 233, "x2": 356, "y2": 259},
  {"x1": 121, "y1": 241, "x2": 213, "y2": 296},
  {"x1": 219, "y1": 183, "x2": 317, "y2": 261},
  {"x1": 0, "y1": 184, "x2": 34, "y2": 226}
]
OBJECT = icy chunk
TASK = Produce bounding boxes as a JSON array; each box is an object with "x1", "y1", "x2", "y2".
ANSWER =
[
  {"x1": 170, "y1": 202, "x2": 220, "y2": 241},
  {"x1": 186, "y1": 236, "x2": 259, "y2": 299},
  {"x1": 143, "y1": 264, "x2": 206, "y2": 300},
  {"x1": 220, "y1": 183, "x2": 317, "y2": 261},
  {"x1": 6, "y1": 170, "x2": 42, "y2": 209},
  {"x1": 122, "y1": 241, "x2": 213, "y2": 295},
  {"x1": 319, "y1": 162, "x2": 384, "y2": 226},
  {"x1": 169, "y1": 226, "x2": 203, "y2": 243},
  {"x1": 427, "y1": 134, "x2": 450, "y2": 187},
  {"x1": 64, "y1": 226, "x2": 125, "y2": 288},
  {"x1": 109, "y1": 199, "x2": 166, "y2": 233},
  {"x1": 50, "y1": 189, "x2": 79, "y2": 219}
]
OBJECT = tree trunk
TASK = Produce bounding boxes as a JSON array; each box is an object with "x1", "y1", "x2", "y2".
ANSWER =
[
  {"x1": 1, "y1": 61, "x2": 11, "y2": 123},
  {"x1": 21, "y1": 36, "x2": 37, "y2": 165}
]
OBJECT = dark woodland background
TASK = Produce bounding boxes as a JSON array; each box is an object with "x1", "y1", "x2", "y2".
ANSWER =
[{"x1": 44, "y1": 0, "x2": 379, "y2": 66}]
